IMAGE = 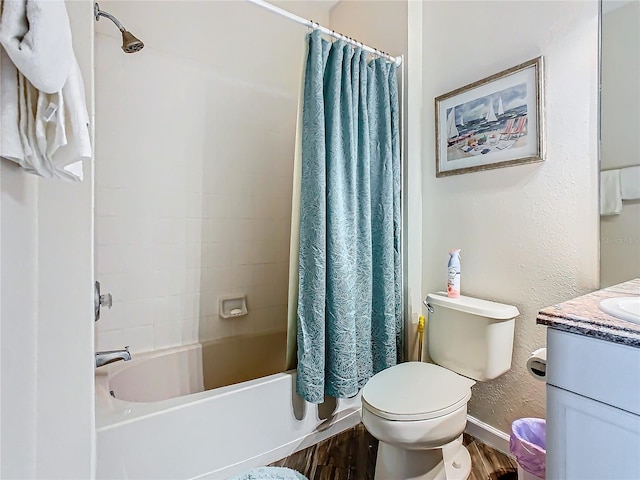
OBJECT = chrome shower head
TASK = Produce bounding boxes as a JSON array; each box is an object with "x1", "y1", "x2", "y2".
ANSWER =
[{"x1": 94, "y1": 2, "x2": 144, "y2": 53}]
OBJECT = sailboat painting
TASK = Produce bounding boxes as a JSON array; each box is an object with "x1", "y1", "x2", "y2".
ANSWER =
[
  {"x1": 485, "y1": 100, "x2": 498, "y2": 122},
  {"x1": 435, "y1": 57, "x2": 544, "y2": 177},
  {"x1": 446, "y1": 107, "x2": 459, "y2": 140}
]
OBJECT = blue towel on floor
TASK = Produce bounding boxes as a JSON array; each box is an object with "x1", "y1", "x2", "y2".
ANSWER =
[{"x1": 229, "y1": 466, "x2": 308, "y2": 480}]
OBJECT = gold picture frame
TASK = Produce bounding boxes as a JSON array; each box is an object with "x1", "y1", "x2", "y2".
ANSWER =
[{"x1": 435, "y1": 57, "x2": 544, "y2": 177}]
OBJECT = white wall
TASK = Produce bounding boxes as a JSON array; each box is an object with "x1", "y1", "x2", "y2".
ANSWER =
[
  {"x1": 0, "y1": 1, "x2": 95, "y2": 478},
  {"x1": 94, "y1": 1, "x2": 329, "y2": 353},
  {"x1": 1, "y1": 157, "x2": 39, "y2": 478},
  {"x1": 600, "y1": 1, "x2": 640, "y2": 287},
  {"x1": 330, "y1": 1, "x2": 407, "y2": 58},
  {"x1": 420, "y1": 1, "x2": 599, "y2": 432}
]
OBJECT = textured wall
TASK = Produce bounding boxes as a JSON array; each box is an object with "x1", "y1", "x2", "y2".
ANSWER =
[
  {"x1": 600, "y1": 1, "x2": 640, "y2": 287},
  {"x1": 420, "y1": 1, "x2": 599, "y2": 432}
]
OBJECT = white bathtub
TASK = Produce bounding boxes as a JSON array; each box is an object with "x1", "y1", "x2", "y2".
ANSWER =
[{"x1": 95, "y1": 343, "x2": 362, "y2": 480}]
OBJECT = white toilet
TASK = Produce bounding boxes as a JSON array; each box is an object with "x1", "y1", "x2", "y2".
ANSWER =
[{"x1": 361, "y1": 292, "x2": 519, "y2": 480}]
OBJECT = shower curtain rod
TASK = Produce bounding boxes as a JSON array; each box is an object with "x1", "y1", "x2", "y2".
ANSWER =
[{"x1": 246, "y1": 0, "x2": 403, "y2": 67}]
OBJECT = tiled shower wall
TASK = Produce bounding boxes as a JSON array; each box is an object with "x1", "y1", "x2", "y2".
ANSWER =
[{"x1": 94, "y1": 1, "x2": 319, "y2": 353}]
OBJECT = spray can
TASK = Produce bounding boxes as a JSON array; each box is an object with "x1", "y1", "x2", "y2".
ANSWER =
[{"x1": 447, "y1": 249, "x2": 461, "y2": 298}]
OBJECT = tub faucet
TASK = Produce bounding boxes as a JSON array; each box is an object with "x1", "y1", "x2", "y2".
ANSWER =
[{"x1": 96, "y1": 346, "x2": 131, "y2": 368}]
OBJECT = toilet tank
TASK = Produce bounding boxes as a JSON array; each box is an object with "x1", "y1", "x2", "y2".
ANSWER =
[{"x1": 425, "y1": 292, "x2": 519, "y2": 381}]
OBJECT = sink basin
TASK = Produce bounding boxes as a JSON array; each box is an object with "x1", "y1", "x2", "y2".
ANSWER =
[{"x1": 599, "y1": 297, "x2": 640, "y2": 325}]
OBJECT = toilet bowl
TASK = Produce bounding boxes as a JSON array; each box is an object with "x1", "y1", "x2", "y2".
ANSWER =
[
  {"x1": 361, "y1": 362, "x2": 475, "y2": 480},
  {"x1": 361, "y1": 293, "x2": 520, "y2": 480}
]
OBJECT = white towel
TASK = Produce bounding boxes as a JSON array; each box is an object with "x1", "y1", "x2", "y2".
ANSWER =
[
  {"x1": 0, "y1": 0, "x2": 90, "y2": 181},
  {"x1": 0, "y1": 0, "x2": 73, "y2": 93},
  {"x1": 620, "y1": 165, "x2": 640, "y2": 200},
  {"x1": 600, "y1": 169, "x2": 622, "y2": 216},
  {"x1": 0, "y1": 47, "x2": 25, "y2": 162},
  {"x1": 35, "y1": 58, "x2": 91, "y2": 181}
]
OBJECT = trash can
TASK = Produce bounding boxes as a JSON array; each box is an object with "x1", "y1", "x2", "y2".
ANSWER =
[{"x1": 510, "y1": 418, "x2": 546, "y2": 480}]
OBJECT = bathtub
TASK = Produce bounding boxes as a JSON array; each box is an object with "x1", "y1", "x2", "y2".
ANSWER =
[{"x1": 95, "y1": 342, "x2": 362, "y2": 480}]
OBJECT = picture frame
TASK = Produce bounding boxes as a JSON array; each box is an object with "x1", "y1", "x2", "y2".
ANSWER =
[{"x1": 435, "y1": 56, "x2": 544, "y2": 177}]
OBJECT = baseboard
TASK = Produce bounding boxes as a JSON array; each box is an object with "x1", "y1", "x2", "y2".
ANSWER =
[{"x1": 465, "y1": 415, "x2": 513, "y2": 457}]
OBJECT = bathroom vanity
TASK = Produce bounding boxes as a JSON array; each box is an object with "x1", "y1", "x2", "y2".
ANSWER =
[{"x1": 537, "y1": 278, "x2": 640, "y2": 480}]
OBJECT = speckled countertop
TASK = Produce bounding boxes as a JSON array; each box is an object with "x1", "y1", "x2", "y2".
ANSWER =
[{"x1": 537, "y1": 278, "x2": 640, "y2": 348}]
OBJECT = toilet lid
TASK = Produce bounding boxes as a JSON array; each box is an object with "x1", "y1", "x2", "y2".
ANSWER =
[{"x1": 361, "y1": 362, "x2": 475, "y2": 421}]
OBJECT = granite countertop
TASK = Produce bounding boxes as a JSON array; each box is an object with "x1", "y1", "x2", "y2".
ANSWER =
[{"x1": 537, "y1": 278, "x2": 640, "y2": 348}]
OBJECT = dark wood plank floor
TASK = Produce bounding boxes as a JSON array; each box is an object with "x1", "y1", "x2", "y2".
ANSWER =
[
  {"x1": 464, "y1": 433, "x2": 518, "y2": 480},
  {"x1": 270, "y1": 424, "x2": 517, "y2": 480}
]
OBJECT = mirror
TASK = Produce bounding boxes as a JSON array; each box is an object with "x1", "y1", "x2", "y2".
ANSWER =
[{"x1": 600, "y1": 0, "x2": 640, "y2": 287}]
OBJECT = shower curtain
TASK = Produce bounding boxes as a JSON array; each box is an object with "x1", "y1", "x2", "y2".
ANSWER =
[{"x1": 296, "y1": 30, "x2": 401, "y2": 404}]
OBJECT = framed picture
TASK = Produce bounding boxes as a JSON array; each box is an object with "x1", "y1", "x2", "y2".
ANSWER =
[{"x1": 435, "y1": 57, "x2": 544, "y2": 177}]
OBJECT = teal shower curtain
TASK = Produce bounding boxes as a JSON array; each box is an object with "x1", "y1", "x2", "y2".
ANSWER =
[{"x1": 296, "y1": 30, "x2": 401, "y2": 404}]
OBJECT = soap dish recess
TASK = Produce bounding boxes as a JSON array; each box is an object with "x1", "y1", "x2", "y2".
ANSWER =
[{"x1": 219, "y1": 295, "x2": 248, "y2": 319}]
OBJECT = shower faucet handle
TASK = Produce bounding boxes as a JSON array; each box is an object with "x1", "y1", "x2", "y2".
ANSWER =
[
  {"x1": 100, "y1": 292, "x2": 113, "y2": 309},
  {"x1": 94, "y1": 281, "x2": 113, "y2": 322}
]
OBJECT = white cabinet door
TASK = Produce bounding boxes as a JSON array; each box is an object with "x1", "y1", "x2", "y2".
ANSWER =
[
  {"x1": 547, "y1": 385, "x2": 640, "y2": 480},
  {"x1": 547, "y1": 329, "x2": 640, "y2": 416}
]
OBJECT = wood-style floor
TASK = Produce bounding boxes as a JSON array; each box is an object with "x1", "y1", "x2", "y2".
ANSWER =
[{"x1": 270, "y1": 423, "x2": 517, "y2": 480}]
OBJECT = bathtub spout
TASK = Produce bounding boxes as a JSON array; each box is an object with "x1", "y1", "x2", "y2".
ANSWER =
[{"x1": 96, "y1": 347, "x2": 131, "y2": 368}]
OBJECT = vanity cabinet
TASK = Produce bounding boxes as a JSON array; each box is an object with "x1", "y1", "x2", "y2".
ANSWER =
[{"x1": 546, "y1": 328, "x2": 640, "y2": 479}]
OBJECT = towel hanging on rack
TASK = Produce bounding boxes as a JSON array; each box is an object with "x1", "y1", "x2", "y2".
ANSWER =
[
  {"x1": 0, "y1": 0, "x2": 73, "y2": 93},
  {"x1": 620, "y1": 165, "x2": 640, "y2": 201},
  {"x1": 600, "y1": 169, "x2": 622, "y2": 216},
  {"x1": 0, "y1": 0, "x2": 91, "y2": 181}
]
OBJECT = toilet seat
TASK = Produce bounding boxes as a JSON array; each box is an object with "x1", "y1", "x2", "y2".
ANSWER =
[{"x1": 362, "y1": 362, "x2": 475, "y2": 421}]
